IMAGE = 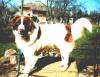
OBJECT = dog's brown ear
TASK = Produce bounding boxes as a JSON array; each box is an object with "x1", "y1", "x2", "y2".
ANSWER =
[{"x1": 9, "y1": 15, "x2": 20, "y2": 27}]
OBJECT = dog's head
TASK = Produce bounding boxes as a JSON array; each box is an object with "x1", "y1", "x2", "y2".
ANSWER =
[{"x1": 10, "y1": 15, "x2": 38, "y2": 41}]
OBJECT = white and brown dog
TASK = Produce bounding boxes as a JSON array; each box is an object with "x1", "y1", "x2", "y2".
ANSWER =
[{"x1": 10, "y1": 15, "x2": 92, "y2": 76}]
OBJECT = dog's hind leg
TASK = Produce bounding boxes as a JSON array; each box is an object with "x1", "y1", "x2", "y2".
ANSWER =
[{"x1": 57, "y1": 41, "x2": 75, "y2": 71}]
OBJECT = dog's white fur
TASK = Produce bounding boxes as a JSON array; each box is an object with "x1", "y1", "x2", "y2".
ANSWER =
[{"x1": 12, "y1": 17, "x2": 92, "y2": 75}]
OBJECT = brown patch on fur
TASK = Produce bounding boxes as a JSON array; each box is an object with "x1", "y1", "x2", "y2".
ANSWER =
[
  {"x1": 10, "y1": 15, "x2": 20, "y2": 27},
  {"x1": 65, "y1": 24, "x2": 73, "y2": 42}
]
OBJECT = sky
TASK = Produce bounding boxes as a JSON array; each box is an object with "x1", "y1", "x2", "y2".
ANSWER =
[
  {"x1": 9, "y1": 0, "x2": 46, "y2": 5},
  {"x1": 3, "y1": 0, "x2": 100, "y2": 14},
  {"x1": 78, "y1": 0, "x2": 100, "y2": 13}
]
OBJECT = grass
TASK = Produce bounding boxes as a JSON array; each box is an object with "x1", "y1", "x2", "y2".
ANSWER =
[{"x1": 0, "y1": 43, "x2": 17, "y2": 57}]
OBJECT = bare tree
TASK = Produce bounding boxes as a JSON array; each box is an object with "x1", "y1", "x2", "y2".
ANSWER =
[
  {"x1": 0, "y1": 0, "x2": 13, "y2": 25},
  {"x1": 46, "y1": 0, "x2": 86, "y2": 23},
  {"x1": 90, "y1": 11, "x2": 100, "y2": 26},
  {"x1": 0, "y1": 0, "x2": 15, "y2": 43}
]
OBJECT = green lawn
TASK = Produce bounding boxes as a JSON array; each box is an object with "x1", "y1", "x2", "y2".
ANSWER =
[{"x1": 0, "y1": 43, "x2": 17, "y2": 57}]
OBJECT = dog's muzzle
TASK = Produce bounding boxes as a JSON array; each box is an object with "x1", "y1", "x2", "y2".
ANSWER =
[
  {"x1": 18, "y1": 29, "x2": 30, "y2": 41},
  {"x1": 18, "y1": 29, "x2": 25, "y2": 36}
]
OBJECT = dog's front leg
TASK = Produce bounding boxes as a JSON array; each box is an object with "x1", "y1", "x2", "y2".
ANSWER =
[{"x1": 22, "y1": 48, "x2": 38, "y2": 75}]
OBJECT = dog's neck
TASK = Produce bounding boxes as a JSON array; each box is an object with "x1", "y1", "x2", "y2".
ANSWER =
[{"x1": 27, "y1": 23, "x2": 41, "y2": 46}]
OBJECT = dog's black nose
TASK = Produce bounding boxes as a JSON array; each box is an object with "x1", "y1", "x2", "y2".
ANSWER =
[
  {"x1": 19, "y1": 29, "x2": 25, "y2": 33},
  {"x1": 19, "y1": 29, "x2": 24, "y2": 32},
  {"x1": 18, "y1": 29, "x2": 25, "y2": 35}
]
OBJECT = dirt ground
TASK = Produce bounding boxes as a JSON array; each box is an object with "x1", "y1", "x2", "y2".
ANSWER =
[{"x1": 0, "y1": 56, "x2": 97, "y2": 77}]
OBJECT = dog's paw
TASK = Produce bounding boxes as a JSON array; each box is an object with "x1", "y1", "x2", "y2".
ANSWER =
[{"x1": 60, "y1": 65, "x2": 68, "y2": 71}]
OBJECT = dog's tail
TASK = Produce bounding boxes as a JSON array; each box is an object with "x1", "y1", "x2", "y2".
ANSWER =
[{"x1": 71, "y1": 18, "x2": 92, "y2": 41}]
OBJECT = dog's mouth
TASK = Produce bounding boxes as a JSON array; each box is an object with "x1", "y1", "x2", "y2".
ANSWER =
[
  {"x1": 21, "y1": 34, "x2": 30, "y2": 41},
  {"x1": 22, "y1": 35, "x2": 30, "y2": 41},
  {"x1": 18, "y1": 30, "x2": 30, "y2": 41}
]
